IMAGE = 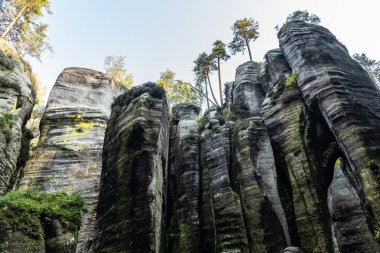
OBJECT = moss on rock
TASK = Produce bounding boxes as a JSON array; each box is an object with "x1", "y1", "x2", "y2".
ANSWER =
[{"x1": 0, "y1": 190, "x2": 85, "y2": 240}]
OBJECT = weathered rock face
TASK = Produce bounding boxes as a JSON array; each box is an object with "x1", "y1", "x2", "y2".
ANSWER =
[
  {"x1": 261, "y1": 49, "x2": 334, "y2": 252},
  {"x1": 18, "y1": 67, "x2": 124, "y2": 252},
  {"x1": 0, "y1": 39, "x2": 34, "y2": 195},
  {"x1": 204, "y1": 119, "x2": 249, "y2": 252},
  {"x1": 233, "y1": 117, "x2": 289, "y2": 252},
  {"x1": 167, "y1": 103, "x2": 200, "y2": 252},
  {"x1": 1, "y1": 21, "x2": 380, "y2": 253},
  {"x1": 93, "y1": 85, "x2": 169, "y2": 253},
  {"x1": 232, "y1": 61, "x2": 264, "y2": 117},
  {"x1": 328, "y1": 158, "x2": 380, "y2": 253},
  {"x1": 279, "y1": 21, "x2": 380, "y2": 228}
]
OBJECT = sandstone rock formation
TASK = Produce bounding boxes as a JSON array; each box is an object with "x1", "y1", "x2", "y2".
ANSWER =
[
  {"x1": 167, "y1": 103, "x2": 200, "y2": 252},
  {"x1": 93, "y1": 83, "x2": 169, "y2": 253},
  {"x1": 1, "y1": 21, "x2": 380, "y2": 253},
  {"x1": 18, "y1": 67, "x2": 124, "y2": 252},
  {"x1": 278, "y1": 21, "x2": 380, "y2": 229},
  {"x1": 328, "y1": 158, "x2": 380, "y2": 253},
  {"x1": 232, "y1": 61, "x2": 264, "y2": 117},
  {"x1": 261, "y1": 48, "x2": 334, "y2": 252},
  {"x1": 0, "y1": 39, "x2": 34, "y2": 195}
]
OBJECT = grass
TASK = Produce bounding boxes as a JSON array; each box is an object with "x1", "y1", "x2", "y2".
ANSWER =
[{"x1": 0, "y1": 190, "x2": 86, "y2": 240}]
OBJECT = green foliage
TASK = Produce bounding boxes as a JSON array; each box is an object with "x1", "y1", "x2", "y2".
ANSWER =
[
  {"x1": 0, "y1": 112, "x2": 16, "y2": 128},
  {"x1": 220, "y1": 108, "x2": 237, "y2": 122},
  {"x1": 156, "y1": 69, "x2": 200, "y2": 105},
  {"x1": 211, "y1": 40, "x2": 230, "y2": 62},
  {"x1": 193, "y1": 52, "x2": 218, "y2": 106},
  {"x1": 276, "y1": 10, "x2": 320, "y2": 31},
  {"x1": 353, "y1": 53, "x2": 380, "y2": 88},
  {"x1": 104, "y1": 55, "x2": 134, "y2": 89},
  {"x1": 229, "y1": 18, "x2": 259, "y2": 60},
  {"x1": 1, "y1": 0, "x2": 53, "y2": 60},
  {"x1": 0, "y1": 190, "x2": 85, "y2": 239},
  {"x1": 112, "y1": 82, "x2": 166, "y2": 108},
  {"x1": 285, "y1": 72, "x2": 299, "y2": 88},
  {"x1": 193, "y1": 52, "x2": 217, "y2": 78},
  {"x1": 286, "y1": 10, "x2": 320, "y2": 24},
  {"x1": 375, "y1": 227, "x2": 380, "y2": 243}
]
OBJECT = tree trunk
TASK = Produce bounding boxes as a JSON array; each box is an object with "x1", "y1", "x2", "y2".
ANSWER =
[
  {"x1": 207, "y1": 73, "x2": 219, "y2": 107},
  {"x1": 1, "y1": 5, "x2": 27, "y2": 38},
  {"x1": 246, "y1": 39, "x2": 252, "y2": 61},
  {"x1": 204, "y1": 77, "x2": 210, "y2": 110},
  {"x1": 217, "y1": 58, "x2": 223, "y2": 106}
]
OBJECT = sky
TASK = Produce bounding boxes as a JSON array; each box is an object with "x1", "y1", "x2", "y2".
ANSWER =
[{"x1": 27, "y1": 0, "x2": 380, "y2": 102}]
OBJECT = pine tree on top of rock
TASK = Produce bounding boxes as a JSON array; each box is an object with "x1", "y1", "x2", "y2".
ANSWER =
[{"x1": 228, "y1": 18, "x2": 259, "y2": 61}]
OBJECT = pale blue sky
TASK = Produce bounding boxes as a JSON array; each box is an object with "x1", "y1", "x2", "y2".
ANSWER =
[{"x1": 28, "y1": 0, "x2": 380, "y2": 102}]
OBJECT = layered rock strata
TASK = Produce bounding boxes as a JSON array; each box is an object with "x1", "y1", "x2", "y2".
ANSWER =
[
  {"x1": 234, "y1": 117, "x2": 289, "y2": 252},
  {"x1": 18, "y1": 68, "x2": 123, "y2": 252},
  {"x1": 0, "y1": 39, "x2": 34, "y2": 195},
  {"x1": 328, "y1": 158, "x2": 380, "y2": 253},
  {"x1": 279, "y1": 21, "x2": 380, "y2": 227},
  {"x1": 261, "y1": 49, "x2": 333, "y2": 252},
  {"x1": 167, "y1": 103, "x2": 200, "y2": 252},
  {"x1": 232, "y1": 61, "x2": 265, "y2": 116},
  {"x1": 204, "y1": 119, "x2": 249, "y2": 252},
  {"x1": 93, "y1": 85, "x2": 169, "y2": 253}
]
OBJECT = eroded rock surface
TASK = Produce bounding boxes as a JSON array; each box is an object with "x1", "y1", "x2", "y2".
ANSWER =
[
  {"x1": 279, "y1": 21, "x2": 380, "y2": 226},
  {"x1": 18, "y1": 67, "x2": 123, "y2": 252},
  {"x1": 0, "y1": 39, "x2": 34, "y2": 195},
  {"x1": 232, "y1": 61, "x2": 264, "y2": 117},
  {"x1": 261, "y1": 49, "x2": 333, "y2": 252},
  {"x1": 93, "y1": 85, "x2": 169, "y2": 253},
  {"x1": 204, "y1": 119, "x2": 248, "y2": 252},
  {"x1": 167, "y1": 103, "x2": 200, "y2": 252},
  {"x1": 328, "y1": 158, "x2": 380, "y2": 253},
  {"x1": 233, "y1": 117, "x2": 289, "y2": 252}
]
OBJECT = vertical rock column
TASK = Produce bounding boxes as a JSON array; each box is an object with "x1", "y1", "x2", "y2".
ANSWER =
[
  {"x1": 279, "y1": 21, "x2": 380, "y2": 225},
  {"x1": 328, "y1": 158, "x2": 380, "y2": 252},
  {"x1": 232, "y1": 61, "x2": 264, "y2": 117},
  {"x1": 18, "y1": 68, "x2": 123, "y2": 252},
  {"x1": 93, "y1": 85, "x2": 169, "y2": 253},
  {"x1": 0, "y1": 40, "x2": 34, "y2": 195},
  {"x1": 261, "y1": 49, "x2": 333, "y2": 252},
  {"x1": 204, "y1": 119, "x2": 248, "y2": 252},
  {"x1": 234, "y1": 117, "x2": 289, "y2": 252},
  {"x1": 167, "y1": 103, "x2": 200, "y2": 253}
]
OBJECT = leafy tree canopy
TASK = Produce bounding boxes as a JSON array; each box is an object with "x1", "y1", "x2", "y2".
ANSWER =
[
  {"x1": 0, "y1": 0, "x2": 52, "y2": 60},
  {"x1": 104, "y1": 56, "x2": 134, "y2": 89},
  {"x1": 286, "y1": 10, "x2": 320, "y2": 24},
  {"x1": 229, "y1": 18, "x2": 259, "y2": 61},
  {"x1": 353, "y1": 53, "x2": 380, "y2": 88},
  {"x1": 211, "y1": 40, "x2": 230, "y2": 62},
  {"x1": 157, "y1": 69, "x2": 200, "y2": 105},
  {"x1": 276, "y1": 10, "x2": 320, "y2": 31},
  {"x1": 193, "y1": 52, "x2": 217, "y2": 78}
]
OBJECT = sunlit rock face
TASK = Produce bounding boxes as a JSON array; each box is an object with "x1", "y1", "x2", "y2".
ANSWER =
[
  {"x1": 261, "y1": 49, "x2": 334, "y2": 252},
  {"x1": 18, "y1": 67, "x2": 124, "y2": 253},
  {"x1": 278, "y1": 21, "x2": 380, "y2": 229},
  {"x1": 93, "y1": 85, "x2": 169, "y2": 253},
  {"x1": 0, "y1": 39, "x2": 34, "y2": 195},
  {"x1": 232, "y1": 61, "x2": 265, "y2": 117},
  {"x1": 1, "y1": 21, "x2": 380, "y2": 253},
  {"x1": 167, "y1": 103, "x2": 201, "y2": 253}
]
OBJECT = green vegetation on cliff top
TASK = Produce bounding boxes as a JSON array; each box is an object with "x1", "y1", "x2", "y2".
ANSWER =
[{"x1": 0, "y1": 190, "x2": 86, "y2": 239}]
